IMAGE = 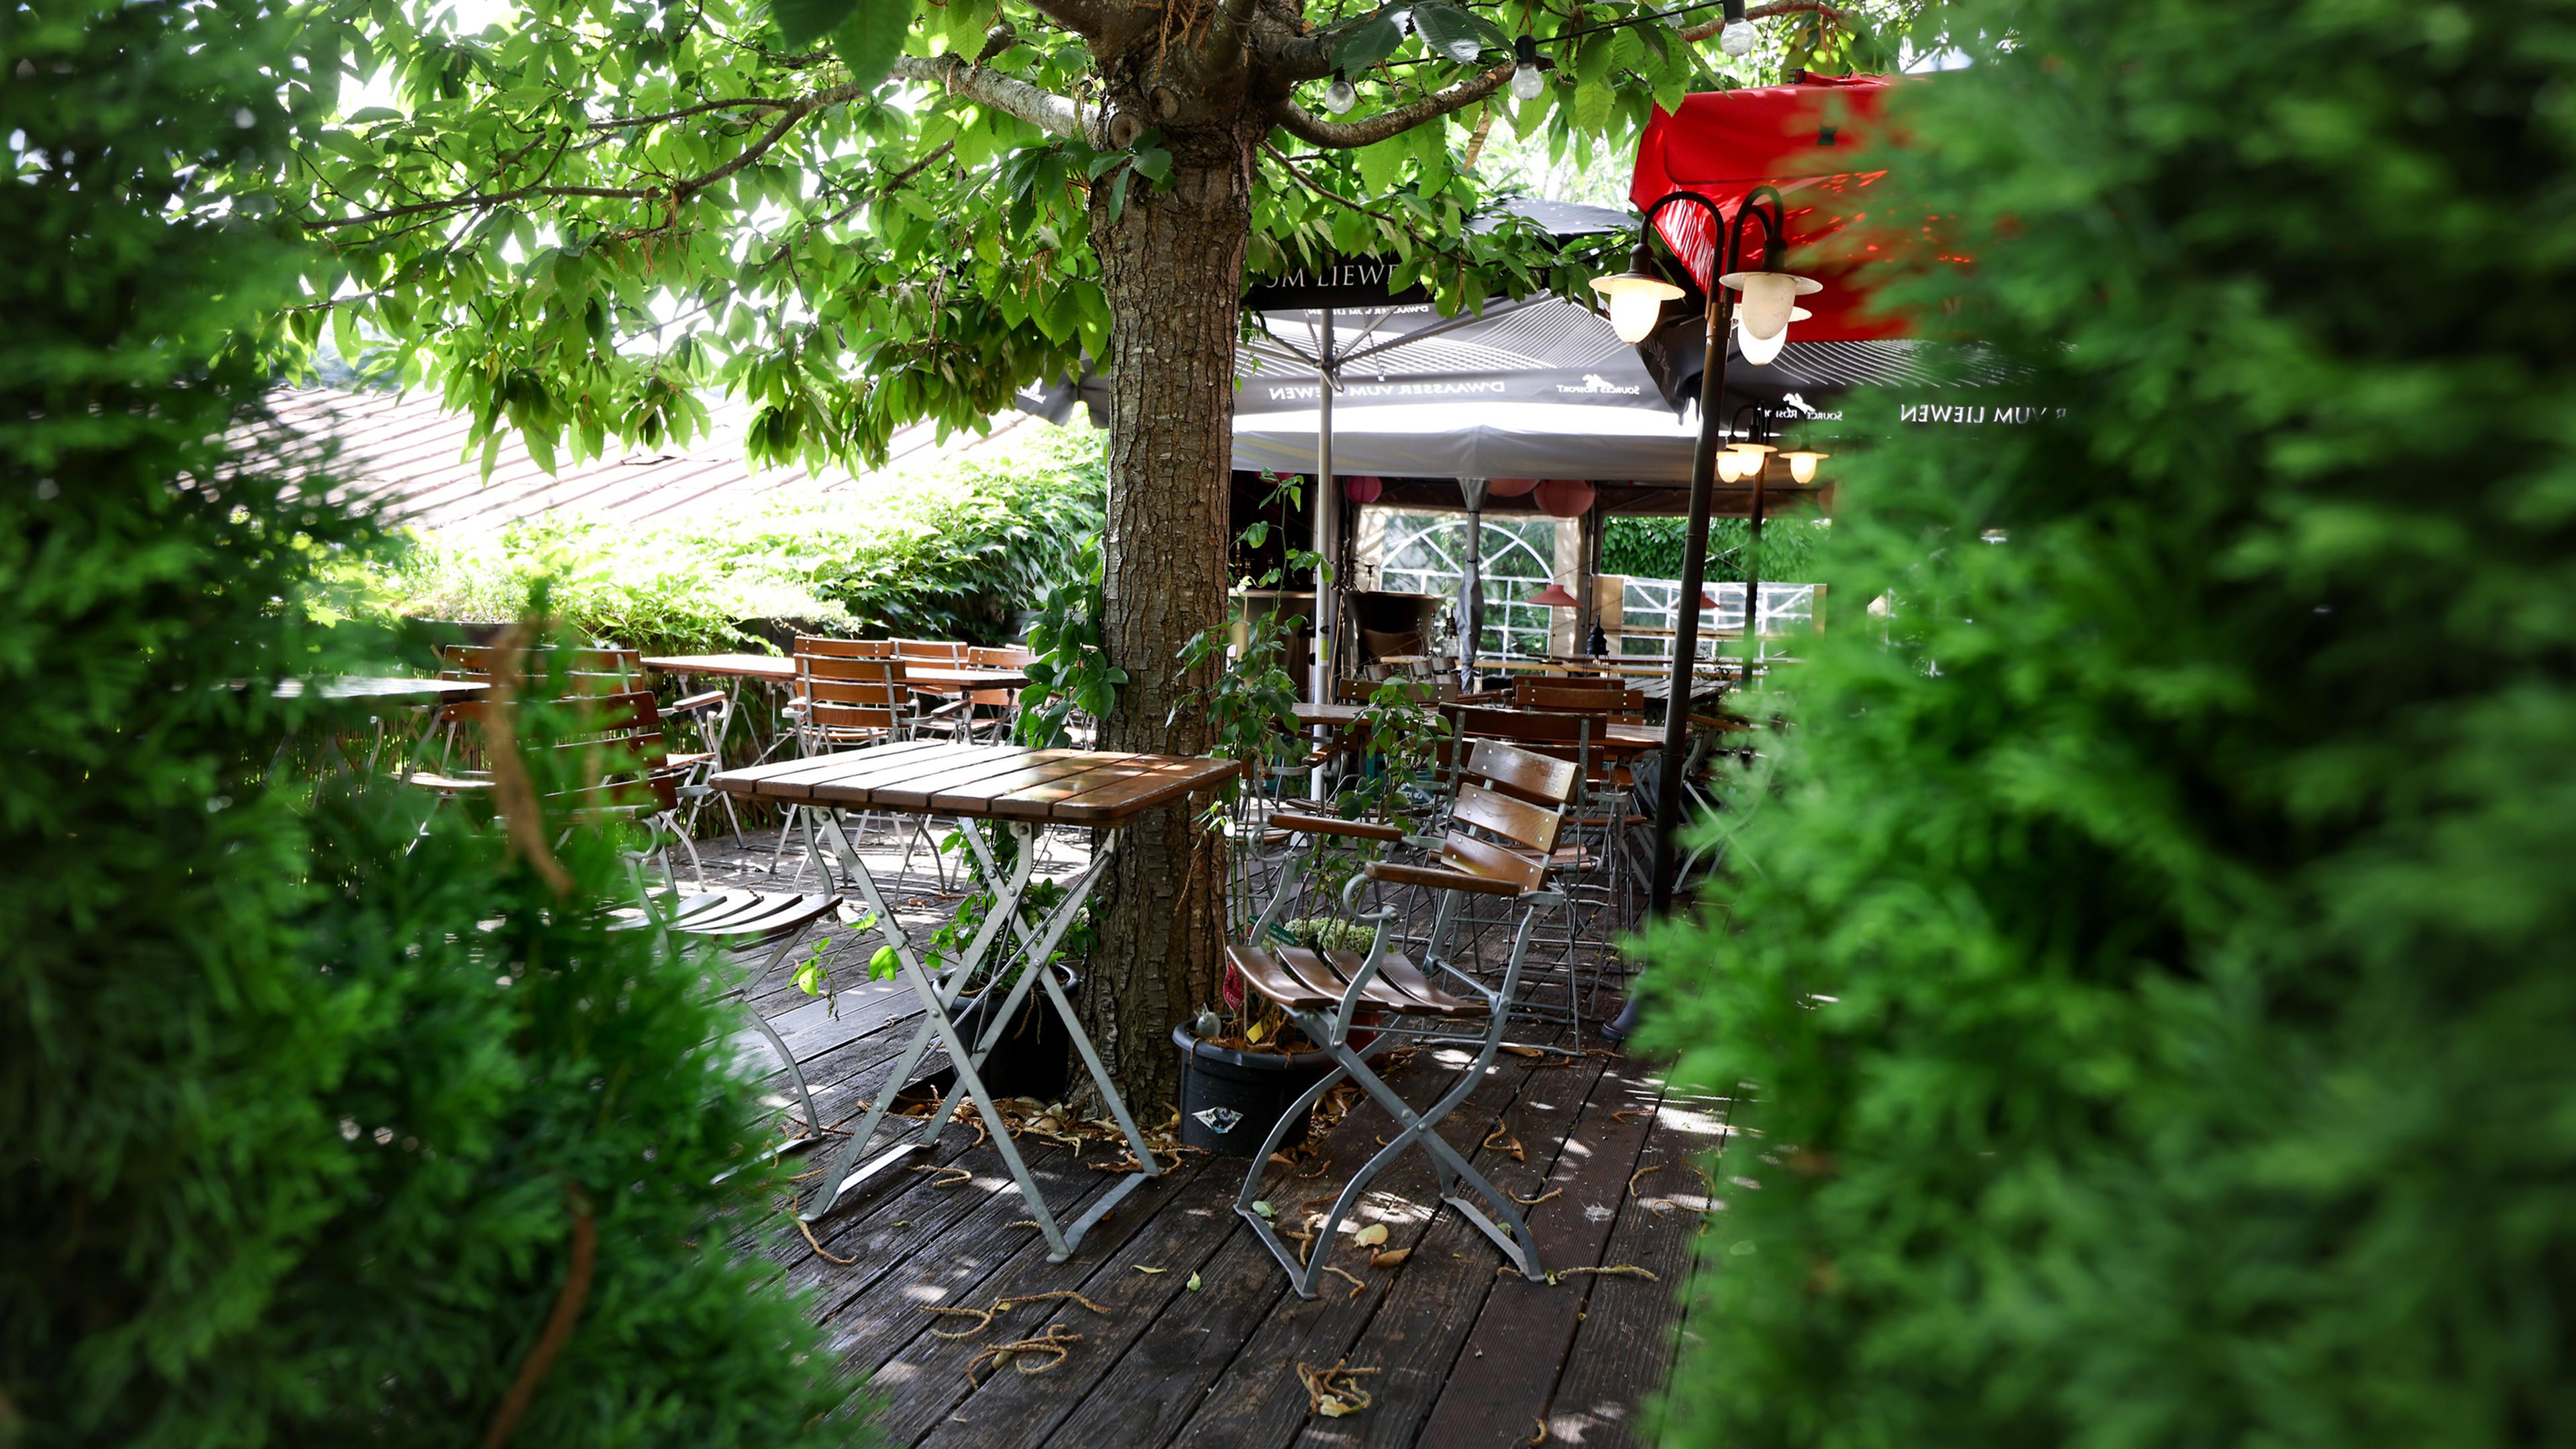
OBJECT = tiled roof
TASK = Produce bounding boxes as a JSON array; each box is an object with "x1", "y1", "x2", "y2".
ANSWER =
[{"x1": 264, "y1": 385, "x2": 1036, "y2": 536}]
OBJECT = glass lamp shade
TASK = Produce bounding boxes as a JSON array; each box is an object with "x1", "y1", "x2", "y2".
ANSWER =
[
  {"x1": 1324, "y1": 78, "x2": 1357, "y2": 113},
  {"x1": 1527, "y1": 582, "x2": 1580, "y2": 608},
  {"x1": 1780, "y1": 447, "x2": 1829, "y2": 484},
  {"x1": 1593, "y1": 270, "x2": 1684, "y2": 344},
  {"x1": 1715, "y1": 449, "x2": 1743, "y2": 482},
  {"x1": 1510, "y1": 62, "x2": 1546, "y2": 101},
  {"x1": 1737, "y1": 315, "x2": 1788, "y2": 365},
  {"x1": 1719, "y1": 17, "x2": 1756, "y2": 54},
  {"x1": 1730, "y1": 441, "x2": 1776, "y2": 479}
]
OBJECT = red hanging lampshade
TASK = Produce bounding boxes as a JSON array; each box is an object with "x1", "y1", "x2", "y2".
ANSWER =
[
  {"x1": 1343, "y1": 474, "x2": 1383, "y2": 504},
  {"x1": 1536, "y1": 478, "x2": 1595, "y2": 518},
  {"x1": 1527, "y1": 582, "x2": 1580, "y2": 608},
  {"x1": 1487, "y1": 476, "x2": 1541, "y2": 498},
  {"x1": 1699, "y1": 590, "x2": 1721, "y2": 610}
]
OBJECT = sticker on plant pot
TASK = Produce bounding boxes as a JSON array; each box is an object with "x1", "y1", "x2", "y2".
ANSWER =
[{"x1": 1193, "y1": 1106, "x2": 1244, "y2": 1135}]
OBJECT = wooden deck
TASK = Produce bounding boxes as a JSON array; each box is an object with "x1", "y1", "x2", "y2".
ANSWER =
[{"x1": 696, "y1": 829, "x2": 1725, "y2": 1448}]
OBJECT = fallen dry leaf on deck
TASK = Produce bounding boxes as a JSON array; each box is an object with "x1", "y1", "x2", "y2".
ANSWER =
[
  {"x1": 1185, "y1": 1272, "x2": 1202, "y2": 1290},
  {"x1": 1352, "y1": 1223, "x2": 1389, "y2": 1248},
  {"x1": 1370, "y1": 1248, "x2": 1411, "y2": 1270},
  {"x1": 1132, "y1": 1265, "x2": 1168, "y2": 1275}
]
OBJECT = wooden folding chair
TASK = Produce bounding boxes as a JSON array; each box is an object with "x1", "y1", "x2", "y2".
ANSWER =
[
  {"x1": 609, "y1": 885, "x2": 852, "y2": 1160},
  {"x1": 1228, "y1": 739, "x2": 1574, "y2": 1298},
  {"x1": 775, "y1": 641, "x2": 944, "y2": 887}
]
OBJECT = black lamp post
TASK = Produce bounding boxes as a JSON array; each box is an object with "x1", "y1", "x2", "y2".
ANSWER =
[{"x1": 1593, "y1": 184, "x2": 1817, "y2": 1042}]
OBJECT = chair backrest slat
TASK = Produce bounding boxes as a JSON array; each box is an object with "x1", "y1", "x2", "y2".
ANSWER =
[
  {"x1": 1451, "y1": 781, "x2": 1562, "y2": 854},
  {"x1": 798, "y1": 636, "x2": 893, "y2": 659},
  {"x1": 794, "y1": 650, "x2": 906, "y2": 733},
  {"x1": 441, "y1": 643, "x2": 641, "y2": 693},
  {"x1": 892, "y1": 638, "x2": 964, "y2": 663},
  {"x1": 1459, "y1": 735, "x2": 1580, "y2": 808},
  {"x1": 1439, "y1": 830, "x2": 1549, "y2": 892}
]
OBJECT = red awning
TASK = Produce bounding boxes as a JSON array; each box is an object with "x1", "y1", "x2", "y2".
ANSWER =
[{"x1": 1629, "y1": 74, "x2": 1911, "y2": 341}]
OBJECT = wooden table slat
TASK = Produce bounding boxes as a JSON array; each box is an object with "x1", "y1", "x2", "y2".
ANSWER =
[
  {"x1": 708, "y1": 739, "x2": 953, "y2": 796},
  {"x1": 1046, "y1": 756, "x2": 1242, "y2": 824},
  {"x1": 852, "y1": 749, "x2": 1118, "y2": 814},
  {"x1": 641, "y1": 652, "x2": 796, "y2": 682},
  {"x1": 924, "y1": 754, "x2": 1144, "y2": 819}
]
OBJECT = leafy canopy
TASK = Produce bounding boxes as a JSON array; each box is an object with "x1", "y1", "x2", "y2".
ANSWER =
[{"x1": 245, "y1": 0, "x2": 1920, "y2": 479}]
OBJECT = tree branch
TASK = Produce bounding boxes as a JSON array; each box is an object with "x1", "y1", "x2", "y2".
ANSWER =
[
  {"x1": 303, "y1": 80, "x2": 868, "y2": 232},
  {"x1": 1261, "y1": 0, "x2": 1846, "y2": 86},
  {"x1": 891, "y1": 53, "x2": 1099, "y2": 144},
  {"x1": 1010, "y1": 0, "x2": 1114, "y2": 39},
  {"x1": 1259, "y1": 140, "x2": 1430, "y2": 246},
  {"x1": 588, "y1": 95, "x2": 795, "y2": 131},
  {"x1": 1676, "y1": 1, "x2": 1847, "y2": 45},
  {"x1": 1272, "y1": 62, "x2": 1511, "y2": 148},
  {"x1": 1202, "y1": 0, "x2": 1260, "y2": 73}
]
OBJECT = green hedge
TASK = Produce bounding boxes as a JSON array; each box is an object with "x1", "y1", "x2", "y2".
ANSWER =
[
  {"x1": 1638, "y1": 1, "x2": 2576, "y2": 1446},
  {"x1": 1600, "y1": 515, "x2": 1825, "y2": 583},
  {"x1": 1, "y1": 6, "x2": 853, "y2": 1442},
  {"x1": 334, "y1": 423, "x2": 1105, "y2": 655}
]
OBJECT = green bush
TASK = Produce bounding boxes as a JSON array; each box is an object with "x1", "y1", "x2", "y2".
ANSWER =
[
  {"x1": 0, "y1": 5, "x2": 853, "y2": 1443},
  {"x1": 1600, "y1": 515, "x2": 1825, "y2": 582},
  {"x1": 1638, "y1": 3, "x2": 2576, "y2": 1446},
  {"x1": 341, "y1": 423, "x2": 1106, "y2": 654}
]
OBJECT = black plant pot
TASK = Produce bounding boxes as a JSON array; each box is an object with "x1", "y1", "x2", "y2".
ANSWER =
[
  {"x1": 1172, "y1": 1023, "x2": 1332, "y2": 1156},
  {"x1": 951, "y1": 964, "x2": 1077, "y2": 1102}
]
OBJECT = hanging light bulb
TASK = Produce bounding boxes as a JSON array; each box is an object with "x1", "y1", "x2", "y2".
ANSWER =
[
  {"x1": 1718, "y1": 0, "x2": 1756, "y2": 55},
  {"x1": 1715, "y1": 449, "x2": 1745, "y2": 483},
  {"x1": 1590, "y1": 236, "x2": 1685, "y2": 345},
  {"x1": 1729, "y1": 441, "x2": 1776, "y2": 479},
  {"x1": 1324, "y1": 77, "x2": 1358, "y2": 113},
  {"x1": 1510, "y1": 35, "x2": 1546, "y2": 102},
  {"x1": 1780, "y1": 443, "x2": 1831, "y2": 484}
]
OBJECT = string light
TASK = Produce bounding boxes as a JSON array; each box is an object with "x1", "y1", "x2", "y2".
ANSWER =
[{"x1": 1324, "y1": 77, "x2": 1357, "y2": 113}]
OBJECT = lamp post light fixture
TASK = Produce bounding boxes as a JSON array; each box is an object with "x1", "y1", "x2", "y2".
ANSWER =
[
  {"x1": 1779, "y1": 440, "x2": 1831, "y2": 484},
  {"x1": 1592, "y1": 182, "x2": 1818, "y2": 1039}
]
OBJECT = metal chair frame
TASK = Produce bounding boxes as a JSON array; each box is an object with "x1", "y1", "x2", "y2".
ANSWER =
[{"x1": 1228, "y1": 741, "x2": 1572, "y2": 1299}]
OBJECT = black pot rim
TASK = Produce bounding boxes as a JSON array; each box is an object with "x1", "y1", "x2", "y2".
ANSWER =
[
  {"x1": 1171, "y1": 1022, "x2": 1330, "y2": 1071},
  {"x1": 953, "y1": 961, "x2": 1079, "y2": 1016}
]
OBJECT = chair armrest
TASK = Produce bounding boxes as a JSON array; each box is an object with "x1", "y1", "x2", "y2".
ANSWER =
[
  {"x1": 1363, "y1": 860, "x2": 1526, "y2": 898},
  {"x1": 669, "y1": 689, "x2": 728, "y2": 715},
  {"x1": 1270, "y1": 812, "x2": 1407, "y2": 844}
]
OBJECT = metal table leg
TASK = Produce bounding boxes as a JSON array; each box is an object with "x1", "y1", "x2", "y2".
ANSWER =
[{"x1": 795, "y1": 813, "x2": 1163, "y2": 1262}]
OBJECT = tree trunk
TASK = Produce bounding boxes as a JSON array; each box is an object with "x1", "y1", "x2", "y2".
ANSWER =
[{"x1": 1076, "y1": 129, "x2": 1255, "y2": 1112}]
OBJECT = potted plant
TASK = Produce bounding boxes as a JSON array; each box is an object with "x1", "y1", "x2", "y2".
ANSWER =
[{"x1": 1170, "y1": 489, "x2": 1453, "y2": 1152}]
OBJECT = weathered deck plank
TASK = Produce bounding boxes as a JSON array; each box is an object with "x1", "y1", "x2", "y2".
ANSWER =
[{"x1": 683, "y1": 833, "x2": 1696, "y2": 1448}]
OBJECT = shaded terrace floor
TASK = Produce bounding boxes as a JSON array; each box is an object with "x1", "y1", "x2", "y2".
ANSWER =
[{"x1": 695, "y1": 826, "x2": 1726, "y2": 1448}]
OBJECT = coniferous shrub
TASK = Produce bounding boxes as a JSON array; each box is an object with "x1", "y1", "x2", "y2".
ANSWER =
[
  {"x1": 1638, "y1": 1, "x2": 2576, "y2": 1445},
  {"x1": 1, "y1": 5, "x2": 855, "y2": 1443}
]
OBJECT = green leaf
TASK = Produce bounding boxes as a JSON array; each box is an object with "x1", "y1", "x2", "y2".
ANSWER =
[
  {"x1": 1131, "y1": 146, "x2": 1171, "y2": 185},
  {"x1": 771, "y1": 0, "x2": 857, "y2": 48},
  {"x1": 1408, "y1": 3, "x2": 1487, "y2": 64},
  {"x1": 1573, "y1": 78, "x2": 1615, "y2": 138},
  {"x1": 1357, "y1": 137, "x2": 1408, "y2": 197},
  {"x1": 867, "y1": 944, "x2": 901, "y2": 981},
  {"x1": 830, "y1": 1, "x2": 911, "y2": 91},
  {"x1": 1332, "y1": 13, "x2": 1404, "y2": 77}
]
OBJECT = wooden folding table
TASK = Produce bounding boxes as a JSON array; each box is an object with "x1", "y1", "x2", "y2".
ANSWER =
[{"x1": 710, "y1": 741, "x2": 1238, "y2": 1260}]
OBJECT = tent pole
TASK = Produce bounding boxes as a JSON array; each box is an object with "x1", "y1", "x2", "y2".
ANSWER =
[
  {"x1": 1313, "y1": 309, "x2": 1338, "y2": 708},
  {"x1": 1456, "y1": 477, "x2": 1489, "y2": 690},
  {"x1": 1647, "y1": 289, "x2": 1732, "y2": 920}
]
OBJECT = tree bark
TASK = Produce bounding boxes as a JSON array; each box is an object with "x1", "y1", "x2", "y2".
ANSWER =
[{"x1": 1077, "y1": 123, "x2": 1256, "y2": 1111}]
